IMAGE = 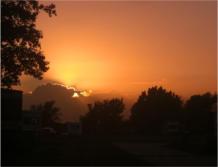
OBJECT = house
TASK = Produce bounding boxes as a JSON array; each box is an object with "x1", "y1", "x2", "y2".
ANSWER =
[{"x1": 2, "y1": 88, "x2": 22, "y2": 131}]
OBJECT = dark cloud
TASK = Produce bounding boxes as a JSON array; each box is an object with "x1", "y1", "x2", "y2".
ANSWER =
[
  {"x1": 23, "y1": 83, "x2": 133, "y2": 122},
  {"x1": 23, "y1": 83, "x2": 90, "y2": 122}
]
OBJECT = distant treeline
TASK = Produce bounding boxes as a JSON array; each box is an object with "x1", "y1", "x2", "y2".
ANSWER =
[{"x1": 81, "y1": 86, "x2": 217, "y2": 137}]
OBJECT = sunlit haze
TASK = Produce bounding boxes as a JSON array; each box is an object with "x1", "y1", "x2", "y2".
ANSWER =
[{"x1": 18, "y1": 1, "x2": 217, "y2": 99}]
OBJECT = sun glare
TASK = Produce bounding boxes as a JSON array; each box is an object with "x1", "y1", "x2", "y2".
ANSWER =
[
  {"x1": 72, "y1": 92, "x2": 79, "y2": 98},
  {"x1": 51, "y1": 66, "x2": 77, "y2": 86},
  {"x1": 80, "y1": 90, "x2": 92, "y2": 97},
  {"x1": 72, "y1": 90, "x2": 92, "y2": 98}
]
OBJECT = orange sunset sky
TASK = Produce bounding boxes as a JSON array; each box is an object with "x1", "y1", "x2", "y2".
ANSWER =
[{"x1": 17, "y1": 1, "x2": 217, "y2": 99}]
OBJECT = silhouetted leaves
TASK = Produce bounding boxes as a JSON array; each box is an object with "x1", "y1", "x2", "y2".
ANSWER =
[
  {"x1": 1, "y1": 0, "x2": 56, "y2": 87},
  {"x1": 30, "y1": 101, "x2": 60, "y2": 128},
  {"x1": 184, "y1": 93, "x2": 217, "y2": 134},
  {"x1": 81, "y1": 98, "x2": 125, "y2": 135},
  {"x1": 130, "y1": 86, "x2": 182, "y2": 134}
]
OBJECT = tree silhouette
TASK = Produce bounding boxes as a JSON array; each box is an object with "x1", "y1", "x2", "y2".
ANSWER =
[
  {"x1": 1, "y1": 0, "x2": 56, "y2": 88},
  {"x1": 30, "y1": 101, "x2": 60, "y2": 128},
  {"x1": 130, "y1": 86, "x2": 182, "y2": 134},
  {"x1": 184, "y1": 93, "x2": 217, "y2": 134},
  {"x1": 81, "y1": 98, "x2": 125, "y2": 135}
]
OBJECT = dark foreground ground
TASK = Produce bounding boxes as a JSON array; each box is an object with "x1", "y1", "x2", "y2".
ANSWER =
[
  {"x1": 2, "y1": 132, "x2": 217, "y2": 166},
  {"x1": 2, "y1": 132, "x2": 148, "y2": 166}
]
